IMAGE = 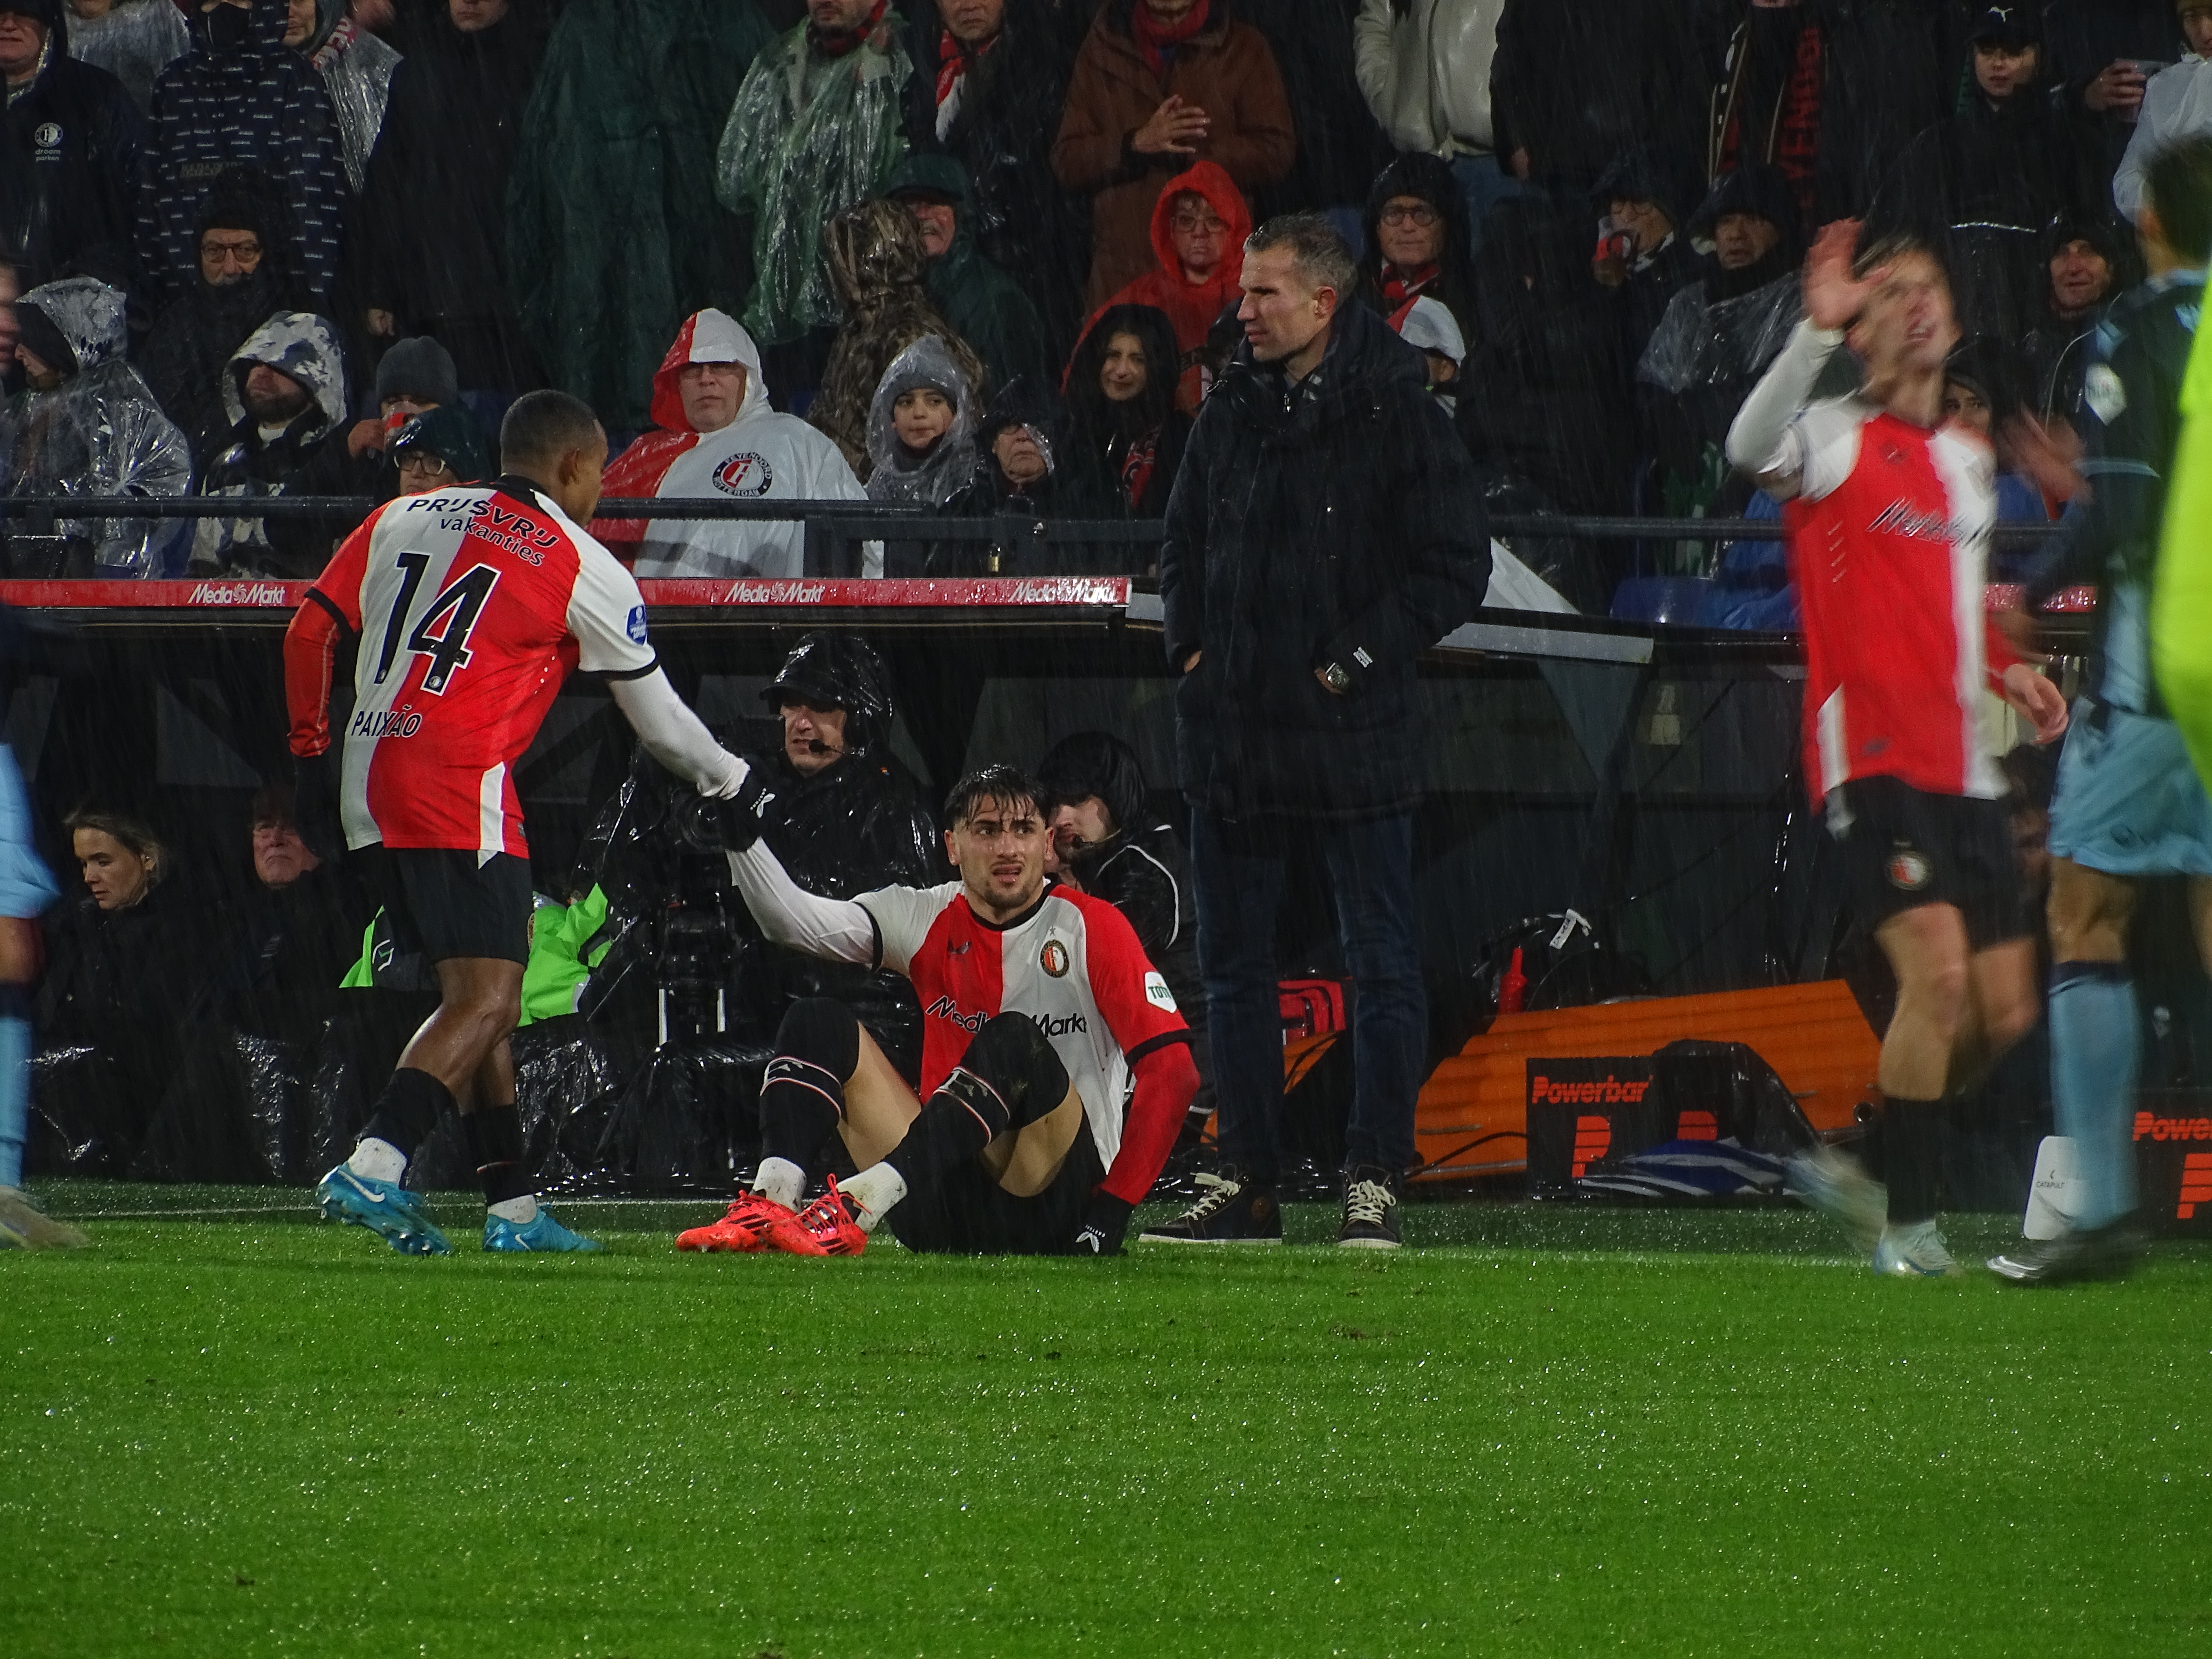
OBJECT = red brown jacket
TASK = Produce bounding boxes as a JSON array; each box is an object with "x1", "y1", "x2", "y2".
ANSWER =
[{"x1": 1051, "y1": 0, "x2": 1294, "y2": 310}]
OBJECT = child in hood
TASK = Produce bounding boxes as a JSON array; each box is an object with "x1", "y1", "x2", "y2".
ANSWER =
[{"x1": 865, "y1": 335, "x2": 978, "y2": 508}]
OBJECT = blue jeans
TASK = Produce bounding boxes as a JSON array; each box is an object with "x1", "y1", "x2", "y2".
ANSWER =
[
  {"x1": 1449, "y1": 151, "x2": 1526, "y2": 257},
  {"x1": 1188, "y1": 808, "x2": 1427, "y2": 1180}
]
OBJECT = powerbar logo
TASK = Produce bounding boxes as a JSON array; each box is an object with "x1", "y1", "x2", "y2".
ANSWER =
[
  {"x1": 1571, "y1": 1115, "x2": 1611, "y2": 1178},
  {"x1": 188, "y1": 581, "x2": 290, "y2": 606},
  {"x1": 2181, "y1": 1153, "x2": 2212, "y2": 1222},
  {"x1": 2131, "y1": 1112, "x2": 2212, "y2": 1142},
  {"x1": 1531, "y1": 1074, "x2": 1652, "y2": 1105}
]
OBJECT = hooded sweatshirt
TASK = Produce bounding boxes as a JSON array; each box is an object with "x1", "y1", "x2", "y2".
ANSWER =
[
  {"x1": 192, "y1": 309, "x2": 350, "y2": 575},
  {"x1": 1086, "y1": 159, "x2": 1252, "y2": 413},
  {"x1": 594, "y1": 307, "x2": 867, "y2": 580},
  {"x1": 3, "y1": 276, "x2": 193, "y2": 577},
  {"x1": 138, "y1": 0, "x2": 349, "y2": 308}
]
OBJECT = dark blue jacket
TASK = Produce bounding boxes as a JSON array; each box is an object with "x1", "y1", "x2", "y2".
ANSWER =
[
  {"x1": 1160, "y1": 300, "x2": 1490, "y2": 820},
  {"x1": 0, "y1": 1, "x2": 143, "y2": 289},
  {"x1": 136, "y1": 0, "x2": 348, "y2": 309}
]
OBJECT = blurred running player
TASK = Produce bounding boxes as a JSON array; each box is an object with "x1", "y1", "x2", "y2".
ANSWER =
[
  {"x1": 285, "y1": 390, "x2": 747, "y2": 1255},
  {"x1": 674, "y1": 763, "x2": 1198, "y2": 1257},
  {"x1": 0, "y1": 729, "x2": 72, "y2": 1249},
  {"x1": 1991, "y1": 137, "x2": 2212, "y2": 1284},
  {"x1": 1727, "y1": 221, "x2": 2070, "y2": 1277}
]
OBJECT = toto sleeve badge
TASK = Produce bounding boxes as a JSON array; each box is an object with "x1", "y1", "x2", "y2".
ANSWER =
[{"x1": 1143, "y1": 971, "x2": 1176, "y2": 1010}]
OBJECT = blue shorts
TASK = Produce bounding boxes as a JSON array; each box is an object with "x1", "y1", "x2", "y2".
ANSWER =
[{"x1": 2048, "y1": 698, "x2": 2212, "y2": 876}]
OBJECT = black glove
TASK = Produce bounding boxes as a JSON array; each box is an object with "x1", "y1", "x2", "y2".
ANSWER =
[
  {"x1": 293, "y1": 751, "x2": 344, "y2": 864},
  {"x1": 1072, "y1": 1191, "x2": 1133, "y2": 1257},
  {"x1": 673, "y1": 762, "x2": 776, "y2": 854}
]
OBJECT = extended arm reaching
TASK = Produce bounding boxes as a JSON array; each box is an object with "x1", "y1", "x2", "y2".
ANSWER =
[
  {"x1": 609, "y1": 669, "x2": 745, "y2": 797},
  {"x1": 724, "y1": 826, "x2": 879, "y2": 968},
  {"x1": 1724, "y1": 319, "x2": 1845, "y2": 495}
]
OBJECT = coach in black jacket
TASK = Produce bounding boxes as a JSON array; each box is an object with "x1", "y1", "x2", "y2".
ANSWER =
[{"x1": 1154, "y1": 212, "x2": 1489, "y2": 1249}]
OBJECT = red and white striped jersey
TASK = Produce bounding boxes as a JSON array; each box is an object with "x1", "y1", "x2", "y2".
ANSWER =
[
  {"x1": 286, "y1": 482, "x2": 656, "y2": 857},
  {"x1": 858, "y1": 879, "x2": 1190, "y2": 1168},
  {"x1": 1775, "y1": 398, "x2": 2014, "y2": 803}
]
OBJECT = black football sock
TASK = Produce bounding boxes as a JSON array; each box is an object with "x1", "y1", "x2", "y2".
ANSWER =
[
  {"x1": 1883, "y1": 1099, "x2": 1943, "y2": 1226},
  {"x1": 464, "y1": 1104, "x2": 532, "y2": 1208}
]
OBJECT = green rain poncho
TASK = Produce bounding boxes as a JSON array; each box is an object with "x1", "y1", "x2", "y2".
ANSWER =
[
  {"x1": 506, "y1": 0, "x2": 777, "y2": 429},
  {"x1": 714, "y1": 12, "x2": 914, "y2": 346},
  {"x1": 2154, "y1": 301, "x2": 2212, "y2": 786}
]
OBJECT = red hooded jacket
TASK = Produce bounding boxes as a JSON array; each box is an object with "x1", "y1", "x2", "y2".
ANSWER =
[{"x1": 1079, "y1": 160, "x2": 1251, "y2": 413}]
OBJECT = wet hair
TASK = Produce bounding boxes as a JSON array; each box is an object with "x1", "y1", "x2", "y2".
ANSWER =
[
  {"x1": 2144, "y1": 135, "x2": 2212, "y2": 271},
  {"x1": 63, "y1": 806, "x2": 167, "y2": 885},
  {"x1": 942, "y1": 763, "x2": 1040, "y2": 831},
  {"x1": 1034, "y1": 731, "x2": 1150, "y2": 838},
  {"x1": 500, "y1": 389, "x2": 602, "y2": 471},
  {"x1": 1246, "y1": 211, "x2": 1358, "y2": 301},
  {"x1": 1851, "y1": 228, "x2": 1948, "y2": 287}
]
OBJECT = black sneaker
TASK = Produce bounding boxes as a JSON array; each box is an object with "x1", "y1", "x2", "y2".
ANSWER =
[
  {"x1": 1137, "y1": 1169, "x2": 1282, "y2": 1244},
  {"x1": 1337, "y1": 1165, "x2": 1402, "y2": 1249},
  {"x1": 1988, "y1": 1216, "x2": 2149, "y2": 1285}
]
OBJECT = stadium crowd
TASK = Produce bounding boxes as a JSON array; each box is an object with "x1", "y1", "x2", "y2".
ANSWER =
[{"x1": 1, "y1": 0, "x2": 2208, "y2": 605}]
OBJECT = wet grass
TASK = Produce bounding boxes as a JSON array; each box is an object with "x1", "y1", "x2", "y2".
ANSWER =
[{"x1": 3, "y1": 1186, "x2": 2210, "y2": 1656}]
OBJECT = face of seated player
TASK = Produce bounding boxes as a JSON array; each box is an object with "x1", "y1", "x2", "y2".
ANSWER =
[
  {"x1": 252, "y1": 817, "x2": 321, "y2": 888},
  {"x1": 678, "y1": 361, "x2": 747, "y2": 435},
  {"x1": 1047, "y1": 796, "x2": 1115, "y2": 868},
  {"x1": 781, "y1": 699, "x2": 849, "y2": 777},
  {"x1": 1847, "y1": 250, "x2": 1957, "y2": 382},
  {"x1": 945, "y1": 792, "x2": 1048, "y2": 919},
  {"x1": 74, "y1": 828, "x2": 155, "y2": 912}
]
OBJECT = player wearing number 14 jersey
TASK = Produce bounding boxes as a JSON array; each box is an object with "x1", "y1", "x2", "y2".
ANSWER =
[{"x1": 285, "y1": 391, "x2": 747, "y2": 1256}]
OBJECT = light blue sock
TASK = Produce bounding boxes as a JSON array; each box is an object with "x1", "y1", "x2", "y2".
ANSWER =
[
  {"x1": 2049, "y1": 962, "x2": 2139, "y2": 1231},
  {"x1": 0, "y1": 1010, "x2": 29, "y2": 1190}
]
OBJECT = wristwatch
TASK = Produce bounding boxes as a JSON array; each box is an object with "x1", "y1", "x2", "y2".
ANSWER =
[{"x1": 1321, "y1": 663, "x2": 1350, "y2": 693}]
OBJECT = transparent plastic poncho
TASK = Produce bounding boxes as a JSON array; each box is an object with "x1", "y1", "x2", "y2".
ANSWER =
[
  {"x1": 2, "y1": 278, "x2": 194, "y2": 577},
  {"x1": 713, "y1": 17, "x2": 914, "y2": 346},
  {"x1": 864, "y1": 334, "x2": 979, "y2": 506},
  {"x1": 1636, "y1": 272, "x2": 1805, "y2": 398}
]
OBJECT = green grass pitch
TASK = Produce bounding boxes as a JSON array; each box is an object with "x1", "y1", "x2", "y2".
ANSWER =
[{"x1": 5, "y1": 1187, "x2": 2212, "y2": 1657}]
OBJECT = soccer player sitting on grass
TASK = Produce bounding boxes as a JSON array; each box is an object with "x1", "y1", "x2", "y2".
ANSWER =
[
  {"x1": 675, "y1": 763, "x2": 1198, "y2": 1257},
  {"x1": 1726, "y1": 221, "x2": 2070, "y2": 1277}
]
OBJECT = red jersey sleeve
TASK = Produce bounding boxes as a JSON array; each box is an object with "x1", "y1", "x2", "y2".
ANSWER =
[
  {"x1": 283, "y1": 512, "x2": 375, "y2": 758},
  {"x1": 1074, "y1": 890, "x2": 1190, "y2": 1059}
]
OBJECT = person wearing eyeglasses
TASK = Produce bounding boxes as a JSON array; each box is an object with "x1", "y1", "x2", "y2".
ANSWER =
[
  {"x1": 388, "y1": 405, "x2": 489, "y2": 494},
  {"x1": 1353, "y1": 153, "x2": 1477, "y2": 353}
]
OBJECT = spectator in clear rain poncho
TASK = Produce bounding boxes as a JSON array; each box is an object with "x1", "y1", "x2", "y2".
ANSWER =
[
  {"x1": 1636, "y1": 164, "x2": 1805, "y2": 504},
  {"x1": 864, "y1": 332, "x2": 976, "y2": 576},
  {"x1": 807, "y1": 198, "x2": 986, "y2": 480},
  {"x1": 282, "y1": 0, "x2": 396, "y2": 193},
  {"x1": 714, "y1": 0, "x2": 916, "y2": 349},
  {"x1": 592, "y1": 306, "x2": 868, "y2": 580},
  {"x1": 66, "y1": 0, "x2": 189, "y2": 113},
  {"x1": 2, "y1": 277, "x2": 193, "y2": 578},
  {"x1": 191, "y1": 309, "x2": 348, "y2": 576},
  {"x1": 865, "y1": 333, "x2": 978, "y2": 506}
]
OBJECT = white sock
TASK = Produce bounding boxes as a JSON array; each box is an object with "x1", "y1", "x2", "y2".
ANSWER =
[
  {"x1": 347, "y1": 1137, "x2": 407, "y2": 1185},
  {"x1": 753, "y1": 1156, "x2": 806, "y2": 1211},
  {"x1": 839, "y1": 1162, "x2": 908, "y2": 1232},
  {"x1": 488, "y1": 1194, "x2": 538, "y2": 1224}
]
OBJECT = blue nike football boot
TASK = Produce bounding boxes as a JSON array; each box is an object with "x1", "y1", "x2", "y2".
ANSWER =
[
  {"x1": 483, "y1": 1208, "x2": 603, "y2": 1252},
  {"x1": 316, "y1": 1164, "x2": 451, "y2": 1255}
]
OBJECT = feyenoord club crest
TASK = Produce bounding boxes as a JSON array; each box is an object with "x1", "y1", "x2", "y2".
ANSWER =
[
  {"x1": 710, "y1": 451, "x2": 773, "y2": 497},
  {"x1": 33, "y1": 123, "x2": 61, "y2": 149},
  {"x1": 1886, "y1": 848, "x2": 1931, "y2": 891},
  {"x1": 1039, "y1": 939, "x2": 1070, "y2": 978}
]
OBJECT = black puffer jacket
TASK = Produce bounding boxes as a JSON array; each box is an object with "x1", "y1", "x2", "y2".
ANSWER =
[{"x1": 1160, "y1": 300, "x2": 1490, "y2": 821}]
